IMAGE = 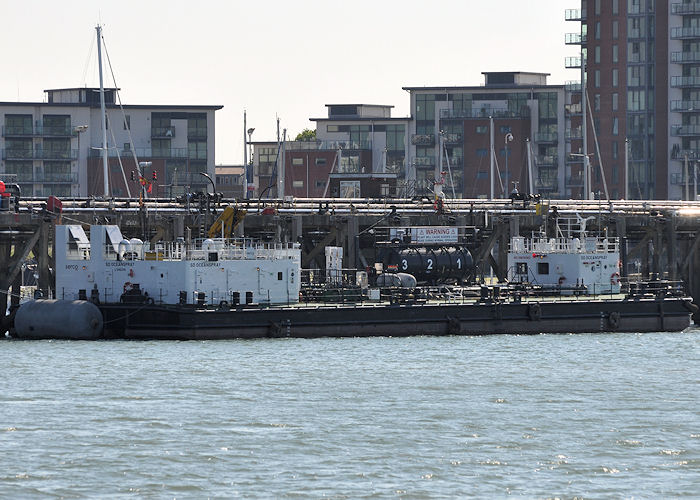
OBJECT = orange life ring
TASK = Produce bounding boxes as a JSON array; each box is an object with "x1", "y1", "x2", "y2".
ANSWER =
[{"x1": 610, "y1": 272, "x2": 620, "y2": 285}]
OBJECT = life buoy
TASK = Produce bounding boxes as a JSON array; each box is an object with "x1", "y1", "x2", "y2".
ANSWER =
[
  {"x1": 558, "y1": 276, "x2": 566, "y2": 286},
  {"x1": 610, "y1": 272, "x2": 621, "y2": 285},
  {"x1": 123, "y1": 282, "x2": 133, "y2": 293}
]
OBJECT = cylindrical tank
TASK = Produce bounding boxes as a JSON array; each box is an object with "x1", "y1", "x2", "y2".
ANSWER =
[
  {"x1": 380, "y1": 246, "x2": 474, "y2": 283},
  {"x1": 14, "y1": 300, "x2": 103, "y2": 340},
  {"x1": 376, "y1": 272, "x2": 417, "y2": 288}
]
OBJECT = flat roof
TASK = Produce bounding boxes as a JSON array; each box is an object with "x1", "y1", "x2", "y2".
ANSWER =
[
  {"x1": 310, "y1": 116, "x2": 412, "y2": 122},
  {"x1": 325, "y1": 104, "x2": 395, "y2": 108},
  {"x1": 401, "y1": 84, "x2": 563, "y2": 91},
  {"x1": 480, "y1": 71, "x2": 551, "y2": 76},
  {"x1": 0, "y1": 101, "x2": 223, "y2": 110}
]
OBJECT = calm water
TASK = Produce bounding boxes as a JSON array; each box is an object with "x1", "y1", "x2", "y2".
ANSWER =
[{"x1": 1, "y1": 330, "x2": 698, "y2": 498}]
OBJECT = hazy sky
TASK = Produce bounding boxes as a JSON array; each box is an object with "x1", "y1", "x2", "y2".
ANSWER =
[{"x1": 1, "y1": 0, "x2": 573, "y2": 164}]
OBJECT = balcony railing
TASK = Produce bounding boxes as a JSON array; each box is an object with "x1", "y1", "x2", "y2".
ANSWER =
[
  {"x1": 443, "y1": 133, "x2": 463, "y2": 145},
  {"x1": 671, "y1": 148, "x2": 700, "y2": 160},
  {"x1": 565, "y1": 103, "x2": 582, "y2": 115},
  {"x1": 671, "y1": 51, "x2": 700, "y2": 63},
  {"x1": 671, "y1": 100, "x2": 700, "y2": 112},
  {"x1": 671, "y1": 124, "x2": 700, "y2": 136},
  {"x1": 566, "y1": 128, "x2": 582, "y2": 140},
  {"x1": 87, "y1": 147, "x2": 208, "y2": 160},
  {"x1": 2, "y1": 125, "x2": 78, "y2": 137},
  {"x1": 440, "y1": 108, "x2": 530, "y2": 119},
  {"x1": 566, "y1": 175, "x2": 584, "y2": 187},
  {"x1": 671, "y1": 172, "x2": 698, "y2": 185},
  {"x1": 672, "y1": 2, "x2": 700, "y2": 15},
  {"x1": 2, "y1": 148, "x2": 78, "y2": 160},
  {"x1": 411, "y1": 134, "x2": 435, "y2": 146},
  {"x1": 670, "y1": 26, "x2": 700, "y2": 39},
  {"x1": 151, "y1": 126, "x2": 176, "y2": 138},
  {"x1": 671, "y1": 76, "x2": 700, "y2": 88},
  {"x1": 565, "y1": 8, "x2": 586, "y2": 21},
  {"x1": 535, "y1": 132, "x2": 559, "y2": 143},
  {"x1": 536, "y1": 179, "x2": 558, "y2": 191},
  {"x1": 412, "y1": 156, "x2": 435, "y2": 167},
  {"x1": 0, "y1": 172, "x2": 78, "y2": 183},
  {"x1": 536, "y1": 155, "x2": 558, "y2": 167},
  {"x1": 187, "y1": 127, "x2": 207, "y2": 139},
  {"x1": 565, "y1": 81, "x2": 582, "y2": 91},
  {"x1": 285, "y1": 140, "x2": 371, "y2": 151},
  {"x1": 565, "y1": 57, "x2": 582, "y2": 69},
  {"x1": 565, "y1": 33, "x2": 587, "y2": 45}
]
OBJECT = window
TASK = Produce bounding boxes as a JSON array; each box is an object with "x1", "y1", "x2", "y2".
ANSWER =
[
  {"x1": 278, "y1": 272, "x2": 283, "y2": 281},
  {"x1": 612, "y1": 165, "x2": 619, "y2": 184},
  {"x1": 595, "y1": 70, "x2": 601, "y2": 88},
  {"x1": 292, "y1": 180, "x2": 303, "y2": 188},
  {"x1": 612, "y1": 93, "x2": 619, "y2": 111},
  {"x1": 594, "y1": 94, "x2": 601, "y2": 111},
  {"x1": 326, "y1": 125, "x2": 339, "y2": 133},
  {"x1": 315, "y1": 157, "x2": 326, "y2": 166},
  {"x1": 339, "y1": 180, "x2": 360, "y2": 198},
  {"x1": 612, "y1": 117, "x2": 619, "y2": 135},
  {"x1": 516, "y1": 263, "x2": 528, "y2": 275},
  {"x1": 292, "y1": 157, "x2": 303, "y2": 166},
  {"x1": 476, "y1": 148, "x2": 488, "y2": 157},
  {"x1": 315, "y1": 180, "x2": 326, "y2": 189},
  {"x1": 595, "y1": 46, "x2": 600, "y2": 64},
  {"x1": 612, "y1": 141, "x2": 619, "y2": 160},
  {"x1": 123, "y1": 115, "x2": 130, "y2": 130},
  {"x1": 612, "y1": 45, "x2": 618, "y2": 63},
  {"x1": 500, "y1": 126, "x2": 511, "y2": 134},
  {"x1": 595, "y1": 22, "x2": 601, "y2": 40},
  {"x1": 613, "y1": 20, "x2": 619, "y2": 39},
  {"x1": 537, "y1": 262, "x2": 549, "y2": 275},
  {"x1": 124, "y1": 143, "x2": 131, "y2": 151},
  {"x1": 475, "y1": 125, "x2": 487, "y2": 134},
  {"x1": 612, "y1": 69, "x2": 619, "y2": 87},
  {"x1": 612, "y1": 0, "x2": 618, "y2": 15},
  {"x1": 595, "y1": 0, "x2": 600, "y2": 15}
]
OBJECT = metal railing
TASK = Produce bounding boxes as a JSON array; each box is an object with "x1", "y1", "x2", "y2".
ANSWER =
[
  {"x1": 151, "y1": 126, "x2": 176, "y2": 138},
  {"x1": 670, "y1": 76, "x2": 700, "y2": 88},
  {"x1": 670, "y1": 26, "x2": 700, "y2": 39},
  {"x1": 671, "y1": 124, "x2": 700, "y2": 136},
  {"x1": 440, "y1": 108, "x2": 530, "y2": 119},
  {"x1": 87, "y1": 147, "x2": 206, "y2": 160},
  {"x1": 187, "y1": 127, "x2": 208, "y2": 139},
  {"x1": 536, "y1": 155, "x2": 557, "y2": 167},
  {"x1": 671, "y1": 51, "x2": 700, "y2": 63},
  {"x1": 411, "y1": 134, "x2": 435, "y2": 146},
  {"x1": 535, "y1": 132, "x2": 559, "y2": 143},
  {"x1": 412, "y1": 156, "x2": 436, "y2": 167},
  {"x1": 285, "y1": 140, "x2": 372, "y2": 151},
  {"x1": 671, "y1": 100, "x2": 700, "y2": 112},
  {"x1": 565, "y1": 57, "x2": 582, "y2": 68},
  {"x1": 565, "y1": 81, "x2": 582, "y2": 91},
  {"x1": 2, "y1": 148, "x2": 78, "y2": 160},
  {"x1": 565, "y1": 33, "x2": 586, "y2": 44},
  {"x1": 1, "y1": 125, "x2": 78, "y2": 137},
  {"x1": 672, "y1": 2, "x2": 700, "y2": 15},
  {"x1": 565, "y1": 8, "x2": 586, "y2": 21}
]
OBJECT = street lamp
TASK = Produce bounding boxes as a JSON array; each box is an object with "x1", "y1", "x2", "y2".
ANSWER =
[
  {"x1": 73, "y1": 125, "x2": 88, "y2": 196},
  {"x1": 504, "y1": 132, "x2": 514, "y2": 195}
]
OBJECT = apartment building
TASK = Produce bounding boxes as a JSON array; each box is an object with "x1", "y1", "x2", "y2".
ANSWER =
[
  {"x1": 566, "y1": 0, "x2": 700, "y2": 200},
  {"x1": 0, "y1": 87, "x2": 221, "y2": 198}
]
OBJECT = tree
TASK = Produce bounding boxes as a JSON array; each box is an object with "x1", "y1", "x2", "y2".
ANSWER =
[{"x1": 295, "y1": 128, "x2": 316, "y2": 141}]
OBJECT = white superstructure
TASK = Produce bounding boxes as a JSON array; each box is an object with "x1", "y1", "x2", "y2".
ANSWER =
[{"x1": 55, "y1": 225, "x2": 301, "y2": 306}]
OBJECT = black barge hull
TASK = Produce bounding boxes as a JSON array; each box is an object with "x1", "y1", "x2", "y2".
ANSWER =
[{"x1": 94, "y1": 297, "x2": 695, "y2": 340}]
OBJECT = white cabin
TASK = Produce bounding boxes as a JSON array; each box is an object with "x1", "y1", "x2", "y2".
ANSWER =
[
  {"x1": 55, "y1": 225, "x2": 301, "y2": 305},
  {"x1": 508, "y1": 235, "x2": 621, "y2": 294}
]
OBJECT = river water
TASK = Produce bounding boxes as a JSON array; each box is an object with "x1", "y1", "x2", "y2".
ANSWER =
[{"x1": 1, "y1": 330, "x2": 698, "y2": 498}]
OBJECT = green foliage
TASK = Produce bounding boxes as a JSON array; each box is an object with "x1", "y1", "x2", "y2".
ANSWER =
[{"x1": 295, "y1": 128, "x2": 316, "y2": 141}]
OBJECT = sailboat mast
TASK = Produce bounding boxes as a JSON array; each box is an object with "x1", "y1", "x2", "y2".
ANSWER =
[
  {"x1": 96, "y1": 25, "x2": 109, "y2": 198},
  {"x1": 581, "y1": 45, "x2": 588, "y2": 200}
]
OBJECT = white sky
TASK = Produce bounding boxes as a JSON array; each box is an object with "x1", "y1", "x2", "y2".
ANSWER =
[{"x1": 1, "y1": 0, "x2": 574, "y2": 165}]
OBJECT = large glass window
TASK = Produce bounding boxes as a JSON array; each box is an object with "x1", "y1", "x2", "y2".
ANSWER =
[{"x1": 4, "y1": 114, "x2": 32, "y2": 135}]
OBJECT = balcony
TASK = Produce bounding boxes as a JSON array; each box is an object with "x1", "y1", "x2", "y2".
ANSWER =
[
  {"x1": 565, "y1": 57, "x2": 582, "y2": 69},
  {"x1": 285, "y1": 140, "x2": 371, "y2": 151},
  {"x1": 565, "y1": 8, "x2": 586, "y2": 21},
  {"x1": 2, "y1": 124, "x2": 78, "y2": 137},
  {"x1": 565, "y1": 103, "x2": 582, "y2": 115},
  {"x1": 565, "y1": 81, "x2": 582, "y2": 92},
  {"x1": 565, "y1": 33, "x2": 587, "y2": 45},
  {"x1": 1, "y1": 148, "x2": 78, "y2": 160},
  {"x1": 440, "y1": 108, "x2": 530, "y2": 119},
  {"x1": 411, "y1": 134, "x2": 435, "y2": 146},
  {"x1": 671, "y1": 51, "x2": 700, "y2": 63},
  {"x1": 671, "y1": 172, "x2": 698, "y2": 185},
  {"x1": 671, "y1": 124, "x2": 700, "y2": 136},
  {"x1": 151, "y1": 126, "x2": 176, "y2": 138},
  {"x1": 442, "y1": 133, "x2": 462, "y2": 145},
  {"x1": 187, "y1": 127, "x2": 207, "y2": 139},
  {"x1": 671, "y1": 26, "x2": 700, "y2": 39},
  {"x1": 671, "y1": 100, "x2": 700, "y2": 112},
  {"x1": 671, "y1": 148, "x2": 700, "y2": 160},
  {"x1": 672, "y1": 2, "x2": 700, "y2": 15},
  {"x1": 566, "y1": 175, "x2": 584, "y2": 187},
  {"x1": 535, "y1": 132, "x2": 559, "y2": 143},
  {"x1": 88, "y1": 147, "x2": 190, "y2": 159},
  {"x1": 35, "y1": 172, "x2": 79, "y2": 183},
  {"x1": 536, "y1": 155, "x2": 558, "y2": 167},
  {"x1": 566, "y1": 128, "x2": 582, "y2": 140},
  {"x1": 671, "y1": 76, "x2": 700, "y2": 88},
  {"x1": 536, "y1": 179, "x2": 558, "y2": 191},
  {"x1": 412, "y1": 156, "x2": 435, "y2": 168}
]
